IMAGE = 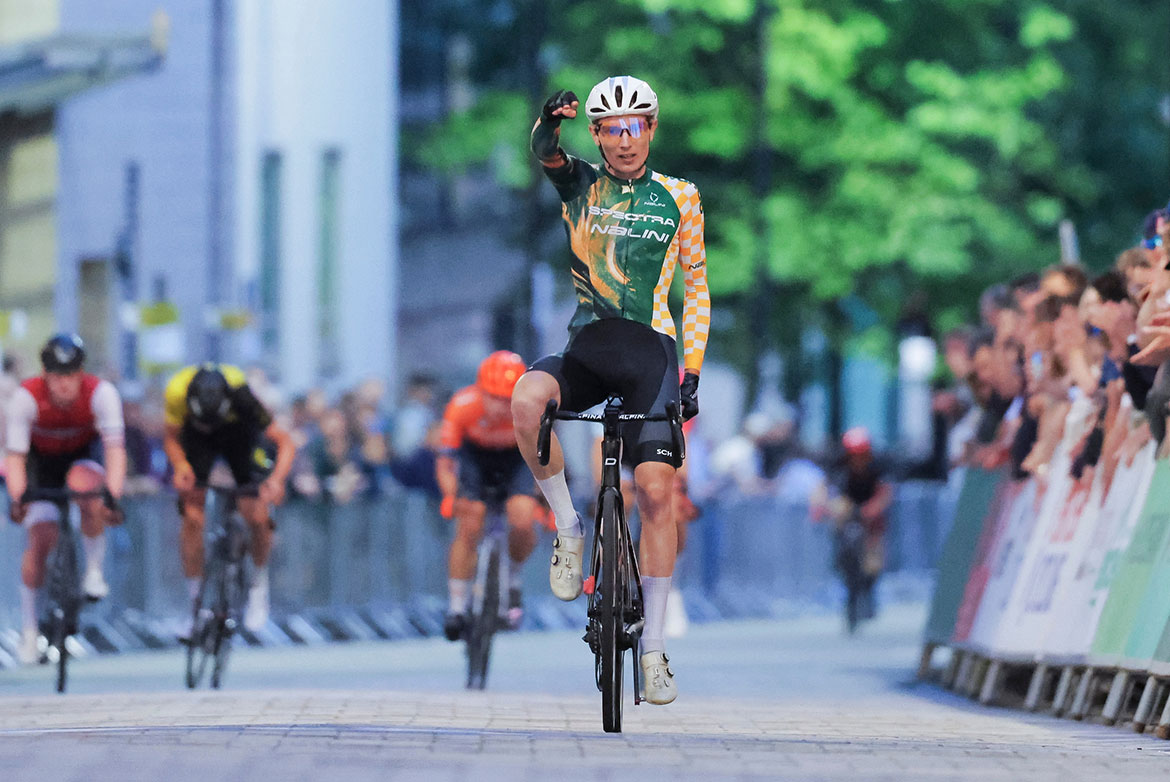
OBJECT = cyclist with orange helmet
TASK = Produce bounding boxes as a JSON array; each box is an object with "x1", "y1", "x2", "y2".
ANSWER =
[{"x1": 436, "y1": 351, "x2": 539, "y2": 641}]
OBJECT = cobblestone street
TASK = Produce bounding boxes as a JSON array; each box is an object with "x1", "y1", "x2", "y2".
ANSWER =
[{"x1": 0, "y1": 604, "x2": 1166, "y2": 781}]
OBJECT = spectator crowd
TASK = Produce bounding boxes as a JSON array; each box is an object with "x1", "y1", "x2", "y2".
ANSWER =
[{"x1": 930, "y1": 206, "x2": 1170, "y2": 493}]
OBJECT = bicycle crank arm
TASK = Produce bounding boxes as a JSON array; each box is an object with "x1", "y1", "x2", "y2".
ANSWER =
[{"x1": 622, "y1": 619, "x2": 644, "y2": 651}]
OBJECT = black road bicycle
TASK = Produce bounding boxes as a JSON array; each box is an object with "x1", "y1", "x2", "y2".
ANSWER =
[
  {"x1": 538, "y1": 397, "x2": 683, "y2": 733},
  {"x1": 185, "y1": 484, "x2": 257, "y2": 689},
  {"x1": 21, "y1": 487, "x2": 114, "y2": 693},
  {"x1": 464, "y1": 490, "x2": 511, "y2": 690}
]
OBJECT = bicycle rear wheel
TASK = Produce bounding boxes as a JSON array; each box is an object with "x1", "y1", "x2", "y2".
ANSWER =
[
  {"x1": 466, "y1": 547, "x2": 500, "y2": 690},
  {"x1": 597, "y1": 491, "x2": 625, "y2": 733}
]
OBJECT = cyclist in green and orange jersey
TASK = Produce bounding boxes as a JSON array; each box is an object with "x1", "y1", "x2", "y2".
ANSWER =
[{"x1": 511, "y1": 76, "x2": 710, "y2": 705}]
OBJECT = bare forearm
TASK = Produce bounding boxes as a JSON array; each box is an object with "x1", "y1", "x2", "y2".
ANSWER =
[
  {"x1": 435, "y1": 455, "x2": 458, "y2": 499},
  {"x1": 104, "y1": 445, "x2": 127, "y2": 498}
]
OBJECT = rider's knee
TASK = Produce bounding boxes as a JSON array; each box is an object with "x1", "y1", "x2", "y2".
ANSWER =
[
  {"x1": 455, "y1": 513, "x2": 485, "y2": 542},
  {"x1": 635, "y1": 472, "x2": 673, "y2": 506},
  {"x1": 26, "y1": 520, "x2": 58, "y2": 552},
  {"x1": 180, "y1": 507, "x2": 206, "y2": 534},
  {"x1": 506, "y1": 496, "x2": 537, "y2": 530},
  {"x1": 511, "y1": 374, "x2": 556, "y2": 429}
]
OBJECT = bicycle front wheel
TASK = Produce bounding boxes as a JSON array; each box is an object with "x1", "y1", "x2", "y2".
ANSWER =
[
  {"x1": 51, "y1": 613, "x2": 68, "y2": 693},
  {"x1": 466, "y1": 547, "x2": 501, "y2": 690},
  {"x1": 597, "y1": 491, "x2": 625, "y2": 733}
]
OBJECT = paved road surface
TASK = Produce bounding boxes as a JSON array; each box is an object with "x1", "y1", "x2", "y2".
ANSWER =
[{"x1": 0, "y1": 603, "x2": 1165, "y2": 781}]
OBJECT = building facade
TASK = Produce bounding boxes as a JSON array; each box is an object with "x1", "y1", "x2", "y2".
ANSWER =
[{"x1": 55, "y1": 0, "x2": 398, "y2": 394}]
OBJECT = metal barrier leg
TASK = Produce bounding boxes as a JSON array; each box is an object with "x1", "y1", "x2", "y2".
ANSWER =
[
  {"x1": 1102, "y1": 671, "x2": 1131, "y2": 726},
  {"x1": 979, "y1": 659, "x2": 1003, "y2": 705},
  {"x1": 917, "y1": 643, "x2": 936, "y2": 680},
  {"x1": 954, "y1": 652, "x2": 975, "y2": 693},
  {"x1": 1069, "y1": 667, "x2": 1095, "y2": 721},
  {"x1": 1052, "y1": 666, "x2": 1075, "y2": 716},
  {"x1": 1156, "y1": 686, "x2": 1170, "y2": 740},
  {"x1": 1025, "y1": 664, "x2": 1049, "y2": 712},
  {"x1": 965, "y1": 657, "x2": 987, "y2": 699},
  {"x1": 1132, "y1": 676, "x2": 1160, "y2": 733},
  {"x1": 942, "y1": 649, "x2": 963, "y2": 690}
]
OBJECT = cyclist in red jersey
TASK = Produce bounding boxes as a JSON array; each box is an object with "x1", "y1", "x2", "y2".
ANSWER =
[
  {"x1": 5, "y1": 334, "x2": 125, "y2": 664},
  {"x1": 436, "y1": 351, "x2": 539, "y2": 641},
  {"x1": 513, "y1": 76, "x2": 710, "y2": 705}
]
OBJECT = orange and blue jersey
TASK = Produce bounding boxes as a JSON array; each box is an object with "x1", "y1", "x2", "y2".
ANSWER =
[{"x1": 439, "y1": 385, "x2": 517, "y2": 452}]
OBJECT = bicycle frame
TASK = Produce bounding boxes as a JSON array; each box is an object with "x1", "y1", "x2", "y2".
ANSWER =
[
  {"x1": 537, "y1": 396, "x2": 683, "y2": 731},
  {"x1": 186, "y1": 483, "x2": 256, "y2": 689},
  {"x1": 21, "y1": 488, "x2": 109, "y2": 693}
]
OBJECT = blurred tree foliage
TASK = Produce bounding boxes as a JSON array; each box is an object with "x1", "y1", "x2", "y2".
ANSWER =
[{"x1": 415, "y1": 0, "x2": 1170, "y2": 382}]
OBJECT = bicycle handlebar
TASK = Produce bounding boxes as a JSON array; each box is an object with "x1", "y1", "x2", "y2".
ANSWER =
[
  {"x1": 20, "y1": 488, "x2": 117, "y2": 510},
  {"x1": 536, "y1": 399, "x2": 685, "y2": 467}
]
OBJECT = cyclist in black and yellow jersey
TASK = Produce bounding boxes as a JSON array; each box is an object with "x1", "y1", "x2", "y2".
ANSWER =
[
  {"x1": 162, "y1": 363, "x2": 295, "y2": 635},
  {"x1": 513, "y1": 76, "x2": 710, "y2": 705}
]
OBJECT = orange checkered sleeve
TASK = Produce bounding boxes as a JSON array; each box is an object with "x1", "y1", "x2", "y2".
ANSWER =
[{"x1": 677, "y1": 186, "x2": 709, "y2": 373}]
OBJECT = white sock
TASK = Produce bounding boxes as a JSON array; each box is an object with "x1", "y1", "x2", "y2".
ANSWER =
[
  {"x1": 251, "y1": 566, "x2": 269, "y2": 592},
  {"x1": 641, "y1": 576, "x2": 671, "y2": 654},
  {"x1": 448, "y1": 578, "x2": 471, "y2": 614},
  {"x1": 82, "y1": 532, "x2": 106, "y2": 574},
  {"x1": 508, "y1": 559, "x2": 524, "y2": 591},
  {"x1": 19, "y1": 584, "x2": 39, "y2": 634},
  {"x1": 536, "y1": 471, "x2": 582, "y2": 537},
  {"x1": 186, "y1": 577, "x2": 201, "y2": 602}
]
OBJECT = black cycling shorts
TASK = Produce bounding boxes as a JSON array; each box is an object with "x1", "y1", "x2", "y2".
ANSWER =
[
  {"x1": 531, "y1": 318, "x2": 682, "y2": 468},
  {"x1": 27, "y1": 442, "x2": 102, "y2": 491},
  {"x1": 180, "y1": 420, "x2": 269, "y2": 486},
  {"x1": 455, "y1": 444, "x2": 535, "y2": 504}
]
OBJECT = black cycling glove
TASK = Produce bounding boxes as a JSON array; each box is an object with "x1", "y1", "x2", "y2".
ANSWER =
[
  {"x1": 541, "y1": 89, "x2": 578, "y2": 124},
  {"x1": 533, "y1": 90, "x2": 578, "y2": 161},
  {"x1": 680, "y1": 372, "x2": 700, "y2": 422}
]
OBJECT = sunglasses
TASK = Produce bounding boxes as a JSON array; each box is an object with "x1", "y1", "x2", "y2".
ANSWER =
[
  {"x1": 1143, "y1": 235, "x2": 1163, "y2": 250},
  {"x1": 593, "y1": 116, "x2": 652, "y2": 138}
]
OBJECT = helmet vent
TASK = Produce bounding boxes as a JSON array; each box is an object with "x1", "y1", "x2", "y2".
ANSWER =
[
  {"x1": 614, "y1": 84, "x2": 624, "y2": 105},
  {"x1": 629, "y1": 90, "x2": 638, "y2": 107},
  {"x1": 599, "y1": 94, "x2": 611, "y2": 111}
]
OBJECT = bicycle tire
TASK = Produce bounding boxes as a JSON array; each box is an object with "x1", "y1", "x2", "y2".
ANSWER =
[
  {"x1": 466, "y1": 547, "x2": 500, "y2": 690},
  {"x1": 211, "y1": 560, "x2": 244, "y2": 689},
  {"x1": 185, "y1": 579, "x2": 212, "y2": 689},
  {"x1": 50, "y1": 613, "x2": 68, "y2": 693},
  {"x1": 598, "y1": 490, "x2": 625, "y2": 733}
]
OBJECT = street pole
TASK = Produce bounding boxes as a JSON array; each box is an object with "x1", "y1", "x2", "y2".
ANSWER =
[
  {"x1": 523, "y1": 0, "x2": 550, "y2": 361},
  {"x1": 749, "y1": 0, "x2": 775, "y2": 408},
  {"x1": 115, "y1": 162, "x2": 140, "y2": 381},
  {"x1": 206, "y1": 0, "x2": 226, "y2": 361}
]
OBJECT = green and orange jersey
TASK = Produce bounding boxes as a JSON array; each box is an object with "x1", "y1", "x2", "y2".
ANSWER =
[{"x1": 542, "y1": 154, "x2": 710, "y2": 373}]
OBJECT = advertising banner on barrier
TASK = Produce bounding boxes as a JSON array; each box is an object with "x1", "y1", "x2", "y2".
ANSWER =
[
  {"x1": 951, "y1": 478, "x2": 1022, "y2": 644},
  {"x1": 1117, "y1": 459, "x2": 1170, "y2": 668},
  {"x1": 984, "y1": 397, "x2": 1097, "y2": 659},
  {"x1": 964, "y1": 479, "x2": 1039, "y2": 653},
  {"x1": 922, "y1": 467, "x2": 1004, "y2": 645},
  {"x1": 1044, "y1": 444, "x2": 1157, "y2": 661},
  {"x1": 1089, "y1": 458, "x2": 1170, "y2": 665}
]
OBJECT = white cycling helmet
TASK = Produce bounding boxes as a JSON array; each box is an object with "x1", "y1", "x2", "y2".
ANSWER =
[{"x1": 584, "y1": 75, "x2": 659, "y2": 122}]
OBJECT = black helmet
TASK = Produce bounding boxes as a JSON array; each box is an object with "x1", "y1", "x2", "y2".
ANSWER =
[
  {"x1": 40, "y1": 333, "x2": 86, "y2": 374},
  {"x1": 186, "y1": 364, "x2": 232, "y2": 427}
]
